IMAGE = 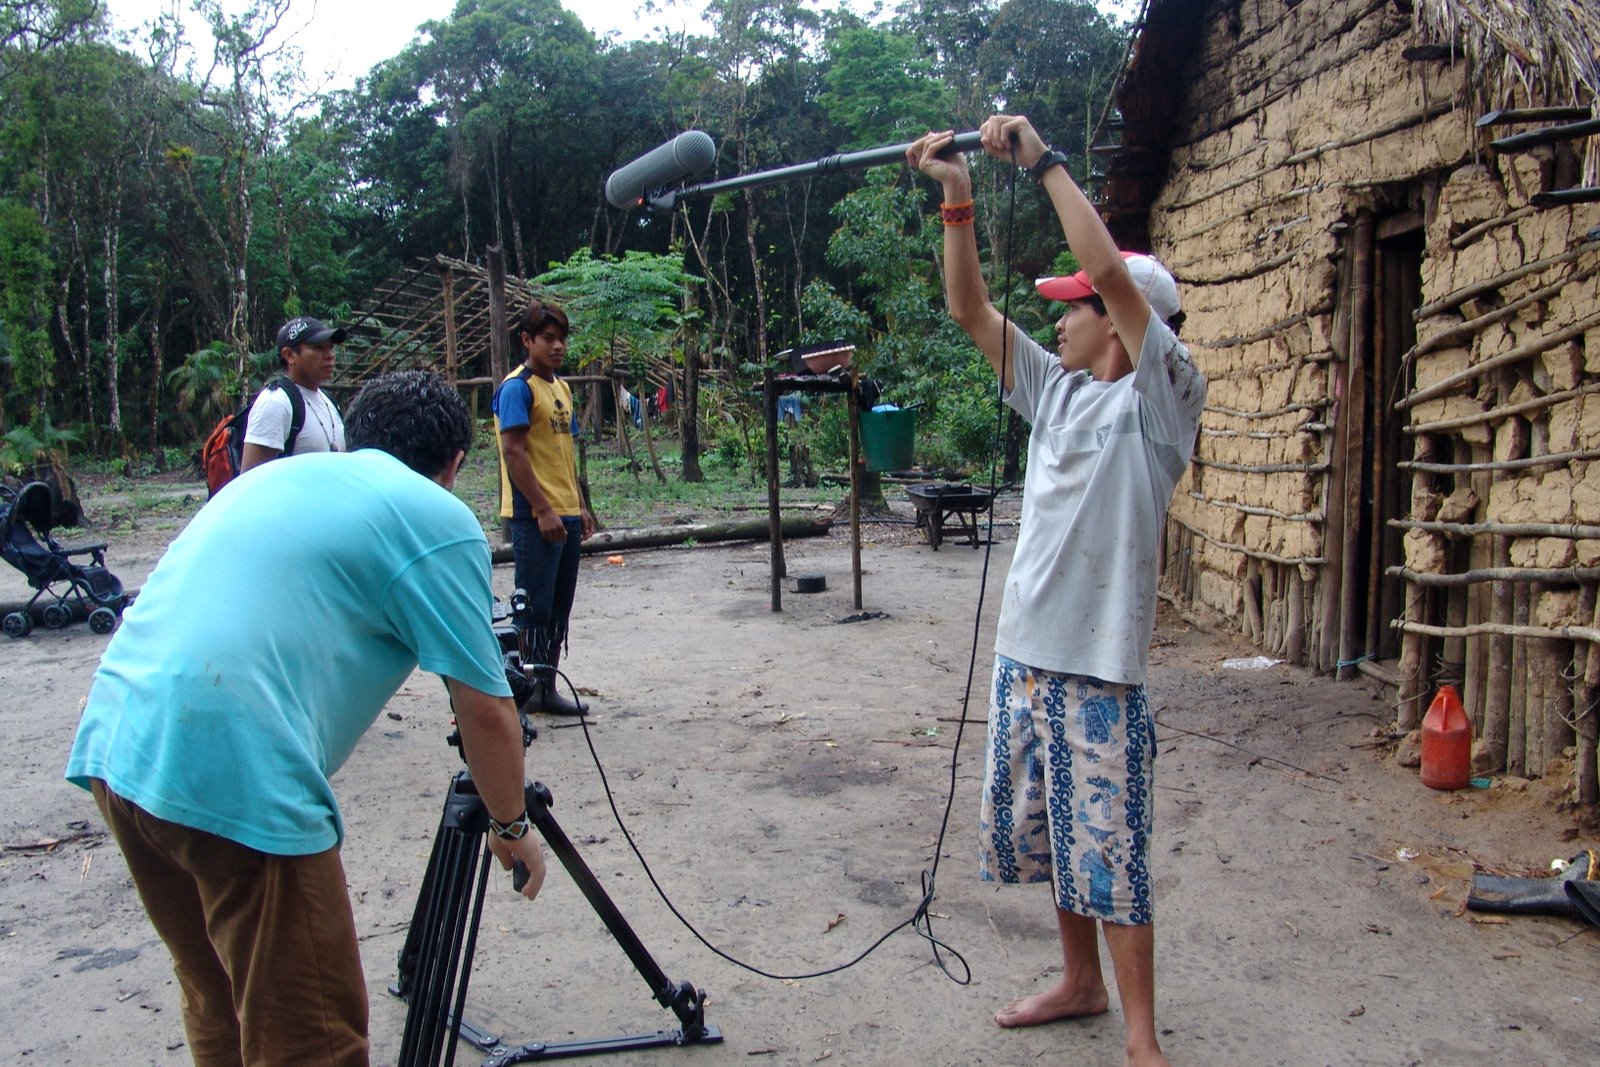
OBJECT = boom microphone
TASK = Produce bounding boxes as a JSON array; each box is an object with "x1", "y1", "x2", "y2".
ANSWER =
[
  {"x1": 605, "y1": 131, "x2": 718, "y2": 210},
  {"x1": 641, "y1": 131, "x2": 987, "y2": 213}
]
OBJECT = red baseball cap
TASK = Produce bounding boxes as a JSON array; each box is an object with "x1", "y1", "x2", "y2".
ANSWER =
[{"x1": 1035, "y1": 252, "x2": 1180, "y2": 321}]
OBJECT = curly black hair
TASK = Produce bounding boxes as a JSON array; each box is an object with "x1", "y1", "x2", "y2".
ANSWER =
[{"x1": 343, "y1": 370, "x2": 472, "y2": 478}]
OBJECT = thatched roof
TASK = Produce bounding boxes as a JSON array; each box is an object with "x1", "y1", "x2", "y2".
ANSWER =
[
  {"x1": 1413, "y1": 0, "x2": 1600, "y2": 114},
  {"x1": 1094, "y1": 0, "x2": 1600, "y2": 244},
  {"x1": 1414, "y1": 0, "x2": 1600, "y2": 181}
]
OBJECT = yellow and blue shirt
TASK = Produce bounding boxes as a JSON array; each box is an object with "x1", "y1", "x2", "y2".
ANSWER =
[{"x1": 492, "y1": 366, "x2": 581, "y2": 520}]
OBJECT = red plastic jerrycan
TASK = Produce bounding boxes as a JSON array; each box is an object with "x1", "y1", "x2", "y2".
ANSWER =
[{"x1": 1421, "y1": 684, "x2": 1472, "y2": 790}]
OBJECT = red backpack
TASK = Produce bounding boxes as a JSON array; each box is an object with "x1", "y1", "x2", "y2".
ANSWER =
[{"x1": 200, "y1": 377, "x2": 305, "y2": 498}]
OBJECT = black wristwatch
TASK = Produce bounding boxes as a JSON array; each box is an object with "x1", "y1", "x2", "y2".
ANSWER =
[
  {"x1": 1030, "y1": 149, "x2": 1071, "y2": 183},
  {"x1": 488, "y1": 810, "x2": 533, "y2": 840}
]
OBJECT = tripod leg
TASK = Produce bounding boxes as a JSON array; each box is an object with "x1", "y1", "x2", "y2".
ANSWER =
[
  {"x1": 445, "y1": 849, "x2": 493, "y2": 1067},
  {"x1": 523, "y1": 783, "x2": 712, "y2": 1039},
  {"x1": 396, "y1": 774, "x2": 495, "y2": 1067},
  {"x1": 481, "y1": 784, "x2": 722, "y2": 1065}
]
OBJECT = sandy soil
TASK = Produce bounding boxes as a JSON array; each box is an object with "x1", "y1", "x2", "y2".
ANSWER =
[{"x1": 2, "y1": 486, "x2": 1597, "y2": 1067}]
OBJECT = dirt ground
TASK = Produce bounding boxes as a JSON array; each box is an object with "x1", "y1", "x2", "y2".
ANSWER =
[{"x1": 2, "y1": 486, "x2": 1598, "y2": 1067}]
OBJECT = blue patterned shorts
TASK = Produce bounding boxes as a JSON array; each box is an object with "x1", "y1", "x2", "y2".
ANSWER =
[{"x1": 978, "y1": 656, "x2": 1155, "y2": 925}]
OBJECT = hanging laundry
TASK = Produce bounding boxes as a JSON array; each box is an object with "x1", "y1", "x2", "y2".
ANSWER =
[{"x1": 618, "y1": 385, "x2": 643, "y2": 429}]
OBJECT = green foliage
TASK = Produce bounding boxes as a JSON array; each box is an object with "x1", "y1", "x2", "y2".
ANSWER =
[
  {"x1": 0, "y1": 0, "x2": 1130, "y2": 471},
  {"x1": 798, "y1": 165, "x2": 988, "y2": 468},
  {"x1": 0, "y1": 198, "x2": 54, "y2": 423},
  {"x1": 980, "y1": 1, "x2": 1127, "y2": 179},
  {"x1": 819, "y1": 25, "x2": 950, "y2": 147},
  {"x1": 581, "y1": 434, "x2": 838, "y2": 527},
  {"x1": 533, "y1": 248, "x2": 703, "y2": 372},
  {"x1": 696, "y1": 380, "x2": 762, "y2": 480},
  {"x1": 165, "y1": 341, "x2": 281, "y2": 431},
  {"x1": 0, "y1": 414, "x2": 78, "y2": 475},
  {"x1": 348, "y1": 0, "x2": 609, "y2": 277},
  {"x1": 0, "y1": 0, "x2": 102, "y2": 58}
]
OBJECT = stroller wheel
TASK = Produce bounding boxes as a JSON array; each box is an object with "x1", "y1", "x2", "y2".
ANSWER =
[
  {"x1": 42, "y1": 603, "x2": 72, "y2": 629},
  {"x1": 2, "y1": 611, "x2": 32, "y2": 638},
  {"x1": 88, "y1": 607, "x2": 118, "y2": 635}
]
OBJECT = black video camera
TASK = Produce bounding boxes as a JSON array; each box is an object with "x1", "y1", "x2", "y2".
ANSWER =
[{"x1": 493, "y1": 589, "x2": 536, "y2": 710}]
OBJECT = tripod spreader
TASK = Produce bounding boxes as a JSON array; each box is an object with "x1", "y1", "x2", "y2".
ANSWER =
[{"x1": 394, "y1": 772, "x2": 722, "y2": 1066}]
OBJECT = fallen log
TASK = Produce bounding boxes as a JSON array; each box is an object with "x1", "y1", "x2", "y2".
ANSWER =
[
  {"x1": 0, "y1": 593, "x2": 138, "y2": 625},
  {"x1": 490, "y1": 515, "x2": 832, "y2": 564}
]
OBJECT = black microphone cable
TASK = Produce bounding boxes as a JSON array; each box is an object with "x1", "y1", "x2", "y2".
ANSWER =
[
  {"x1": 908, "y1": 135, "x2": 1022, "y2": 983},
  {"x1": 547, "y1": 144, "x2": 1024, "y2": 984}
]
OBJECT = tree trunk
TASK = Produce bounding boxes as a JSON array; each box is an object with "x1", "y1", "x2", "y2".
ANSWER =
[
  {"x1": 741, "y1": 187, "x2": 768, "y2": 365},
  {"x1": 680, "y1": 283, "x2": 703, "y2": 483},
  {"x1": 75, "y1": 221, "x2": 95, "y2": 443},
  {"x1": 100, "y1": 179, "x2": 124, "y2": 440},
  {"x1": 147, "y1": 294, "x2": 165, "y2": 466},
  {"x1": 487, "y1": 516, "x2": 831, "y2": 562},
  {"x1": 503, "y1": 159, "x2": 528, "y2": 281}
]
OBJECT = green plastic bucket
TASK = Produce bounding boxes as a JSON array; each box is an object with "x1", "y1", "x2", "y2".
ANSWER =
[{"x1": 858, "y1": 408, "x2": 916, "y2": 473}]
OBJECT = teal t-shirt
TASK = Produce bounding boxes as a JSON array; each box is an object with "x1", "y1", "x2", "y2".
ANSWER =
[{"x1": 64, "y1": 448, "x2": 512, "y2": 855}]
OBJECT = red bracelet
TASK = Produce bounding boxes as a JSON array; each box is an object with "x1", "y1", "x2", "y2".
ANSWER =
[{"x1": 941, "y1": 201, "x2": 975, "y2": 226}]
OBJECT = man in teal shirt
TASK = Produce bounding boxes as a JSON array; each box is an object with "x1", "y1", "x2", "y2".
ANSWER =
[{"x1": 65, "y1": 370, "x2": 546, "y2": 1067}]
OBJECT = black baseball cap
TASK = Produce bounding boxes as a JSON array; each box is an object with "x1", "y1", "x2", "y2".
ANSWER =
[{"x1": 276, "y1": 316, "x2": 347, "y2": 350}]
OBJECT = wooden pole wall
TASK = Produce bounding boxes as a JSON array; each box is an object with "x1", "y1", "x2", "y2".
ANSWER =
[
  {"x1": 1577, "y1": 588, "x2": 1600, "y2": 804},
  {"x1": 1319, "y1": 241, "x2": 1355, "y2": 675}
]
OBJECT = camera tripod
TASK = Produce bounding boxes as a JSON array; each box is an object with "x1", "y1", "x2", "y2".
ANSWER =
[{"x1": 391, "y1": 751, "x2": 722, "y2": 1065}]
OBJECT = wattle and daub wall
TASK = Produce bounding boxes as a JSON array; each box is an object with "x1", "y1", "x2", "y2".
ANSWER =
[{"x1": 1123, "y1": 0, "x2": 1600, "y2": 800}]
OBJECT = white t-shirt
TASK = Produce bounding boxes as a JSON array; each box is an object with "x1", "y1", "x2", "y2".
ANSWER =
[
  {"x1": 995, "y1": 312, "x2": 1207, "y2": 686},
  {"x1": 244, "y1": 381, "x2": 345, "y2": 455}
]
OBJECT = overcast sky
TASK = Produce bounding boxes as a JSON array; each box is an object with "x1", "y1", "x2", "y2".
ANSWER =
[
  {"x1": 102, "y1": 0, "x2": 723, "y2": 91},
  {"x1": 103, "y1": 0, "x2": 1141, "y2": 95}
]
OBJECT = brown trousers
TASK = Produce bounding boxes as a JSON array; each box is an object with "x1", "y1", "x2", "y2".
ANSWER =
[{"x1": 91, "y1": 781, "x2": 369, "y2": 1067}]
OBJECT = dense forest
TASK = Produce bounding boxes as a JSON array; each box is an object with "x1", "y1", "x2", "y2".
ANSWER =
[{"x1": 0, "y1": 0, "x2": 1129, "y2": 471}]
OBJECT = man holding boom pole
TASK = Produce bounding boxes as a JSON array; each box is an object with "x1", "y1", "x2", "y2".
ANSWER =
[{"x1": 909, "y1": 115, "x2": 1206, "y2": 1067}]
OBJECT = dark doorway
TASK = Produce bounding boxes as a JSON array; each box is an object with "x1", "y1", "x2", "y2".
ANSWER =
[{"x1": 1355, "y1": 211, "x2": 1423, "y2": 664}]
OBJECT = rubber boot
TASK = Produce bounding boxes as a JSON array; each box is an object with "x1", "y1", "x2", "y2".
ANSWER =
[
  {"x1": 1566, "y1": 879, "x2": 1600, "y2": 929},
  {"x1": 531, "y1": 649, "x2": 588, "y2": 717},
  {"x1": 1467, "y1": 849, "x2": 1599, "y2": 919}
]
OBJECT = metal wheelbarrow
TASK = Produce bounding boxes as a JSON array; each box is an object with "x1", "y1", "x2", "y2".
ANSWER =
[{"x1": 906, "y1": 483, "x2": 993, "y2": 549}]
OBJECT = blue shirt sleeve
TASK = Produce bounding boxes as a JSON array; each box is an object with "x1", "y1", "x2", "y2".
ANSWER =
[
  {"x1": 381, "y1": 538, "x2": 511, "y2": 698},
  {"x1": 495, "y1": 377, "x2": 533, "y2": 432}
]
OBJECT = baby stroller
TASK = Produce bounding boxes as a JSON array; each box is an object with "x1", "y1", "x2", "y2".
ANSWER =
[{"x1": 1, "y1": 481, "x2": 127, "y2": 637}]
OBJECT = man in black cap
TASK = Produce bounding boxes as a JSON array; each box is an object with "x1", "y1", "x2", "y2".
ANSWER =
[{"x1": 241, "y1": 316, "x2": 349, "y2": 472}]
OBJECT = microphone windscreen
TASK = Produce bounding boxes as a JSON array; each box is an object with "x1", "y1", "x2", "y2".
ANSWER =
[{"x1": 605, "y1": 131, "x2": 717, "y2": 210}]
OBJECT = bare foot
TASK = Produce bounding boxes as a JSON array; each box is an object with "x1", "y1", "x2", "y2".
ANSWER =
[
  {"x1": 993, "y1": 981, "x2": 1109, "y2": 1028},
  {"x1": 1125, "y1": 1048, "x2": 1171, "y2": 1067}
]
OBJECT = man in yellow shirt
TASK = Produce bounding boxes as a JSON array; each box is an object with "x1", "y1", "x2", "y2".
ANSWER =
[{"x1": 492, "y1": 301, "x2": 596, "y2": 715}]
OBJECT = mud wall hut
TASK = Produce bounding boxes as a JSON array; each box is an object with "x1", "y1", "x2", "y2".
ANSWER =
[{"x1": 1093, "y1": 0, "x2": 1600, "y2": 802}]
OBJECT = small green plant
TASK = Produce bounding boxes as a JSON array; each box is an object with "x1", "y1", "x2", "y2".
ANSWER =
[
  {"x1": 0, "y1": 417, "x2": 79, "y2": 476},
  {"x1": 166, "y1": 341, "x2": 282, "y2": 431}
]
